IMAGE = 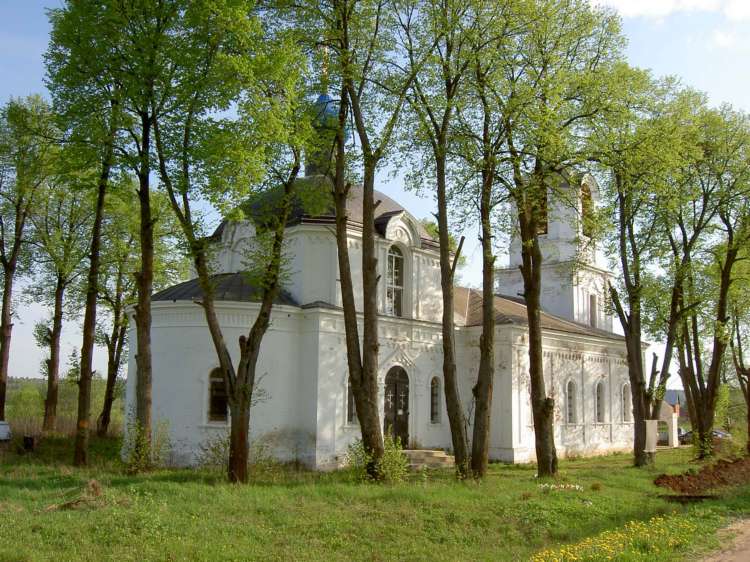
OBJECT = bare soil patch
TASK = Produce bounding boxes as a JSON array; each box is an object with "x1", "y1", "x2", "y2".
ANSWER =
[
  {"x1": 655, "y1": 457, "x2": 750, "y2": 494},
  {"x1": 702, "y1": 519, "x2": 750, "y2": 562}
]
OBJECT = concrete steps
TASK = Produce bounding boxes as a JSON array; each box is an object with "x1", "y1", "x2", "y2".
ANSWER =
[{"x1": 403, "y1": 449, "x2": 455, "y2": 470}]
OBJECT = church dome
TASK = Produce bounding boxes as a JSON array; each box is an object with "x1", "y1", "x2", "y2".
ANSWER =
[{"x1": 211, "y1": 182, "x2": 437, "y2": 248}]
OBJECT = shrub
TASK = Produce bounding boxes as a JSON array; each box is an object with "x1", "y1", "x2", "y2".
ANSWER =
[
  {"x1": 196, "y1": 430, "x2": 285, "y2": 480},
  {"x1": 196, "y1": 430, "x2": 231, "y2": 472},
  {"x1": 122, "y1": 416, "x2": 172, "y2": 473},
  {"x1": 345, "y1": 435, "x2": 409, "y2": 483}
]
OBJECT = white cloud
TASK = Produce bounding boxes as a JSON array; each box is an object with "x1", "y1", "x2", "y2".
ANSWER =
[
  {"x1": 724, "y1": 0, "x2": 750, "y2": 21},
  {"x1": 594, "y1": 0, "x2": 750, "y2": 21}
]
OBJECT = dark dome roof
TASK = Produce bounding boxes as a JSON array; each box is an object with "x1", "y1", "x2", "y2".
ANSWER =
[
  {"x1": 212, "y1": 181, "x2": 436, "y2": 247},
  {"x1": 153, "y1": 273, "x2": 298, "y2": 306}
]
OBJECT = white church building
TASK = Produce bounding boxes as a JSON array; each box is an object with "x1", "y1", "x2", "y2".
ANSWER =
[{"x1": 124, "y1": 172, "x2": 634, "y2": 469}]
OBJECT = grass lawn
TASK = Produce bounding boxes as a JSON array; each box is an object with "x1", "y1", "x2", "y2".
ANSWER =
[{"x1": 1, "y1": 438, "x2": 749, "y2": 561}]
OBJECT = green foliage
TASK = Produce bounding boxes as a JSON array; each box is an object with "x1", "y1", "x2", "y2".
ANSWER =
[
  {"x1": 4, "y1": 375, "x2": 124, "y2": 437},
  {"x1": 714, "y1": 384, "x2": 730, "y2": 430},
  {"x1": 122, "y1": 417, "x2": 172, "y2": 473},
  {"x1": 345, "y1": 435, "x2": 409, "y2": 483}
]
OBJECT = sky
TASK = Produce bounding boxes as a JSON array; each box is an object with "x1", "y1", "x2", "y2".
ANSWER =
[{"x1": 1, "y1": 0, "x2": 749, "y2": 381}]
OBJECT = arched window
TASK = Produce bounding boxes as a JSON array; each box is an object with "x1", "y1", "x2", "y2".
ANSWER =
[
  {"x1": 430, "y1": 377, "x2": 441, "y2": 423},
  {"x1": 347, "y1": 382, "x2": 357, "y2": 424},
  {"x1": 386, "y1": 246, "x2": 404, "y2": 317},
  {"x1": 595, "y1": 380, "x2": 606, "y2": 423},
  {"x1": 566, "y1": 380, "x2": 577, "y2": 424},
  {"x1": 622, "y1": 383, "x2": 632, "y2": 422},
  {"x1": 208, "y1": 368, "x2": 228, "y2": 423}
]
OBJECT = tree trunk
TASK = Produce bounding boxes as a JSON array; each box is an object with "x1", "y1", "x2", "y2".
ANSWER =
[
  {"x1": 330, "y1": 87, "x2": 383, "y2": 468},
  {"x1": 43, "y1": 276, "x2": 65, "y2": 433},
  {"x1": 608, "y1": 181, "x2": 653, "y2": 468},
  {"x1": 359, "y1": 160, "x2": 385, "y2": 461},
  {"x1": 435, "y1": 154, "x2": 469, "y2": 477},
  {"x1": 228, "y1": 401, "x2": 250, "y2": 483},
  {"x1": 519, "y1": 206, "x2": 557, "y2": 477},
  {"x1": 0, "y1": 265, "x2": 15, "y2": 421},
  {"x1": 522, "y1": 232, "x2": 557, "y2": 476},
  {"x1": 471, "y1": 171, "x2": 495, "y2": 478},
  {"x1": 134, "y1": 114, "x2": 154, "y2": 452},
  {"x1": 73, "y1": 140, "x2": 113, "y2": 465},
  {"x1": 97, "y1": 320, "x2": 126, "y2": 437}
]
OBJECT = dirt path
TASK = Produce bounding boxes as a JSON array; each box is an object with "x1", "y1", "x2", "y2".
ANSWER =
[{"x1": 702, "y1": 519, "x2": 750, "y2": 562}]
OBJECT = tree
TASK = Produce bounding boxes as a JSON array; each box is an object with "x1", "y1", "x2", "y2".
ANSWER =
[
  {"x1": 0, "y1": 96, "x2": 57, "y2": 420},
  {"x1": 401, "y1": 0, "x2": 481, "y2": 478},
  {"x1": 151, "y1": 0, "x2": 316, "y2": 481},
  {"x1": 731, "y1": 282, "x2": 750, "y2": 455},
  {"x1": 591, "y1": 75, "x2": 701, "y2": 466},
  {"x1": 46, "y1": 0, "x2": 124, "y2": 464},
  {"x1": 663, "y1": 107, "x2": 750, "y2": 457},
  {"x1": 332, "y1": 0, "x2": 439, "y2": 467},
  {"x1": 502, "y1": 0, "x2": 623, "y2": 477},
  {"x1": 94, "y1": 189, "x2": 137, "y2": 437},
  {"x1": 26, "y1": 165, "x2": 94, "y2": 432}
]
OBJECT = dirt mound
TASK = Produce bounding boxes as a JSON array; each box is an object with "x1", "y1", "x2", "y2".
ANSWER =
[{"x1": 655, "y1": 457, "x2": 750, "y2": 494}]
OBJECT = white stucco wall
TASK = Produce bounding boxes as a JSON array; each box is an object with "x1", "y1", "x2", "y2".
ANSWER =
[
  {"x1": 124, "y1": 302, "x2": 318, "y2": 467},
  {"x1": 506, "y1": 328, "x2": 632, "y2": 463}
]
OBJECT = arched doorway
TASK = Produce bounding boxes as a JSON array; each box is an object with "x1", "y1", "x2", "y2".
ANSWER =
[{"x1": 384, "y1": 366, "x2": 409, "y2": 447}]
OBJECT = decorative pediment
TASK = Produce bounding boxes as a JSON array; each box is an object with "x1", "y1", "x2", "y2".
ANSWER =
[
  {"x1": 383, "y1": 213, "x2": 422, "y2": 249},
  {"x1": 379, "y1": 344, "x2": 418, "y2": 382}
]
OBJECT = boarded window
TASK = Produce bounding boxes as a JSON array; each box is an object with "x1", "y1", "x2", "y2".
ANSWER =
[
  {"x1": 430, "y1": 377, "x2": 441, "y2": 423},
  {"x1": 596, "y1": 381, "x2": 606, "y2": 423},
  {"x1": 566, "y1": 380, "x2": 577, "y2": 424},
  {"x1": 386, "y1": 246, "x2": 404, "y2": 317},
  {"x1": 209, "y1": 369, "x2": 228, "y2": 423}
]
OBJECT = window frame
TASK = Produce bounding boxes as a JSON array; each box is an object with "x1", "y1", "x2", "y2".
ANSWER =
[
  {"x1": 595, "y1": 380, "x2": 606, "y2": 424},
  {"x1": 386, "y1": 245, "x2": 405, "y2": 317},
  {"x1": 566, "y1": 379, "x2": 577, "y2": 425},
  {"x1": 208, "y1": 368, "x2": 229, "y2": 424},
  {"x1": 430, "y1": 377, "x2": 441, "y2": 424}
]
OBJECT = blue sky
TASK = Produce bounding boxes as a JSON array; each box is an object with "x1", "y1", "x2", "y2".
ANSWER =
[{"x1": 1, "y1": 0, "x2": 748, "y2": 380}]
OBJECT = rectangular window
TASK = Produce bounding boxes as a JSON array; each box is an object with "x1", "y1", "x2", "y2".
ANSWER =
[{"x1": 430, "y1": 378, "x2": 440, "y2": 424}]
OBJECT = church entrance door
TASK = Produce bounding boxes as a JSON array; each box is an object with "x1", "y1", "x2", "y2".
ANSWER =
[{"x1": 384, "y1": 366, "x2": 409, "y2": 447}]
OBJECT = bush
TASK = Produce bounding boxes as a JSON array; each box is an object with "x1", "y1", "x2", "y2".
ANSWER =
[
  {"x1": 196, "y1": 430, "x2": 231, "y2": 471},
  {"x1": 345, "y1": 435, "x2": 409, "y2": 483},
  {"x1": 122, "y1": 417, "x2": 172, "y2": 473},
  {"x1": 196, "y1": 430, "x2": 285, "y2": 480}
]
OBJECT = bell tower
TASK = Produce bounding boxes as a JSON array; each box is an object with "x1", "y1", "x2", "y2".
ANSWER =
[{"x1": 495, "y1": 174, "x2": 613, "y2": 331}]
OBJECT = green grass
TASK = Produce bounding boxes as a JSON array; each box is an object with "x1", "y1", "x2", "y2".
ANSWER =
[{"x1": 1, "y1": 439, "x2": 749, "y2": 561}]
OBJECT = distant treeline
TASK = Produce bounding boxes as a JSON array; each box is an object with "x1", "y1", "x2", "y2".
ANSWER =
[{"x1": 5, "y1": 376, "x2": 124, "y2": 438}]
